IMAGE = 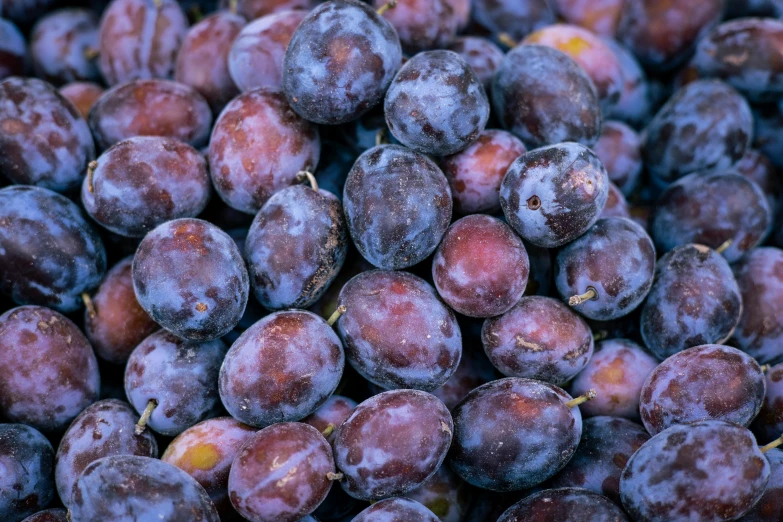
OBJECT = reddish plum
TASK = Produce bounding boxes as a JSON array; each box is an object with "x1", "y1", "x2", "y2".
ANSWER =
[
  {"x1": 433, "y1": 215, "x2": 529, "y2": 318},
  {"x1": 228, "y1": 422, "x2": 334, "y2": 522},
  {"x1": 89, "y1": 79, "x2": 213, "y2": 151},
  {"x1": 441, "y1": 129, "x2": 527, "y2": 215},
  {"x1": 175, "y1": 11, "x2": 244, "y2": 113},
  {"x1": 333, "y1": 389, "x2": 453, "y2": 500},
  {"x1": 97, "y1": 0, "x2": 188, "y2": 86},
  {"x1": 208, "y1": 89, "x2": 320, "y2": 214}
]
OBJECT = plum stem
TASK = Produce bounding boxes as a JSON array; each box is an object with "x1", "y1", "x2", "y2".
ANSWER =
[
  {"x1": 327, "y1": 305, "x2": 346, "y2": 327},
  {"x1": 375, "y1": 129, "x2": 388, "y2": 147},
  {"x1": 761, "y1": 364, "x2": 770, "y2": 373},
  {"x1": 135, "y1": 399, "x2": 158, "y2": 435},
  {"x1": 565, "y1": 389, "x2": 596, "y2": 408},
  {"x1": 296, "y1": 170, "x2": 319, "y2": 192},
  {"x1": 153, "y1": 0, "x2": 163, "y2": 8},
  {"x1": 327, "y1": 472, "x2": 344, "y2": 481},
  {"x1": 376, "y1": 0, "x2": 397, "y2": 16},
  {"x1": 83, "y1": 47, "x2": 99, "y2": 60},
  {"x1": 321, "y1": 423, "x2": 335, "y2": 438},
  {"x1": 228, "y1": 0, "x2": 238, "y2": 13},
  {"x1": 569, "y1": 287, "x2": 597, "y2": 306},
  {"x1": 716, "y1": 239, "x2": 732, "y2": 254},
  {"x1": 82, "y1": 292, "x2": 97, "y2": 319},
  {"x1": 592, "y1": 330, "x2": 608, "y2": 342},
  {"x1": 761, "y1": 434, "x2": 783, "y2": 453},
  {"x1": 86, "y1": 160, "x2": 98, "y2": 193},
  {"x1": 66, "y1": 510, "x2": 72, "y2": 522},
  {"x1": 497, "y1": 33, "x2": 518, "y2": 49}
]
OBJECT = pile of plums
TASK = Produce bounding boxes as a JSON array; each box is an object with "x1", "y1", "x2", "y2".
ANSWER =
[{"x1": 2, "y1": 0, "x2": 783, "y2": 520}]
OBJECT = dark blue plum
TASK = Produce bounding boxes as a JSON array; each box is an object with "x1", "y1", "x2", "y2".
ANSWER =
[
  {"x1": 548, "y1": 417, "x2": 650, "y2": 503},
  {"x1": 0, "y1": 19, "x2": 26, "y2": 80},
  {"x1": 30, "y1": 8, "x2": 99, "y2": 85},
  {"x1": 70, "y1": 455, "x2": 219, "y2": 521},
  {"x1": 694, "y1": 18, "x2": 783, "y2": 103},
  {"x1": 619, "y1": 421, "x2": 769, "y2": 522},
  {"x1": 353, "y1": 497, "x2": 439, "y2": 522},
  {"x1": 282, "y1": 0, "x2": 402, "y2": 125},
  {"x1": 643, "y1": 80, "x2": 753, "y2": 188},
  {"x1": 55, "y1": 399, "x2": 158, "y2": 507},
  {"x1": 555, "y1": 217, "x2": 655, "y2": 321},
  {"x1": 343, "y1": 145, "x2": 452, "y2": 269},
  {"x1": 0, "y1": 77, "x2": 95, "y2": 192},
  {"x1": 132, "y1": 218, "x2": 249, "y2": 341},
  {"x1": 0, "y1": 186, "x2": 106, "y2": 312},
  {"x1": 448, "y1": 378, "x2": 584, "y2": 492},
  {"x1": 498, "y1": 488, "x2": 629, "y2": 522},
  {"x1": 0, "y1": 424, "x2": 55, "y2": 522},
  {"x1": 652, "y1": 171, "x2": 771, "y2": 263},
  {"x1": 385, "y1": 50, "x2": 489, "y2": 156},
  {"x1": 639, "y1": 344, "x2": 765, "y2": 435},
  {"x1": 492, "y1": 45, "x2": 602, "y2": 149},
  {"x1": 125, "y1": 330, "x2": 226, "y2": 436},
  {"x1": 640, "y1": 244, "x2": 742, "y2": 360},
  {"x1": 245, "y1": 184, "x2": 348, "y2": 311},
  {"x1": 500, "y1": 142, "x2": 609, "y2": 248}
]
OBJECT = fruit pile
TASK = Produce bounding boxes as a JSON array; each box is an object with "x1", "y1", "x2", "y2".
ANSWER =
[{"x1": 2, "y1": 0, "x2": 783, "y2": 521}]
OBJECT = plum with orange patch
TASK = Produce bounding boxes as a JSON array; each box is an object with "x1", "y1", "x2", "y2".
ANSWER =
[
  {"x1": 523, "y1": 24, "x2": 624, "y2": 112},
  {"x1": 569, "y1": 338, "x2": 657, "y2": 420},
  {"x1": 162, "y1": 417, "x2": 255, "y2": 519}
]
